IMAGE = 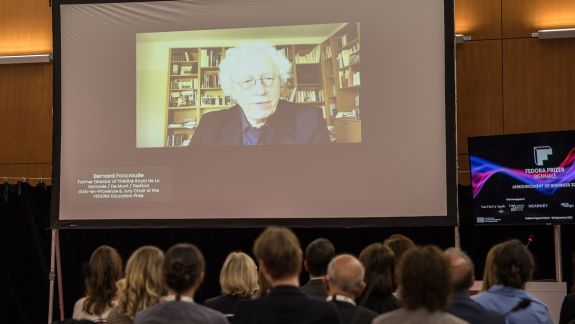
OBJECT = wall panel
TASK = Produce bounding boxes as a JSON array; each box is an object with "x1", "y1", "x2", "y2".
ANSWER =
[
  {"x1": 0, "y1": 0, "x2": 52, "y2": 55},
  {"x1": 503, "y1": 38, "x2": 575, "y2": 134},
  {"x1": 0, "y1": 63, "x2": 53, "y2": 164},
  {"x1": 503, "y1": 0, "x2": 575, "y2": 38},
  {"x1": 455, "y1": 0, "x2": 502, "y2": 40},
  {"x1": 456, "y1": 40, "x2": 503, "y2": 155}
]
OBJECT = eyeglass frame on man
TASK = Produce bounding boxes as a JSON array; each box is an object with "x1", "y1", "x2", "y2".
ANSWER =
[{"x1": 234, "y1": 74, "x2": 279, "y2": 90}]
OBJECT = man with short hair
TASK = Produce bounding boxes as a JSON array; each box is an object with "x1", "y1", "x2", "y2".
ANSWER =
[
  {"x1": 326, "y1": 254, "x2": 378, "y2": 324},
  {"x1": 445, "y1": 248, "x2": 504, "y2": 324},
  {"x1": 234, "y1": 226, "x2": 341, "y2": 324},
  {"x1": 301, "y1": 238, "x2": 335, "y2": 299}
]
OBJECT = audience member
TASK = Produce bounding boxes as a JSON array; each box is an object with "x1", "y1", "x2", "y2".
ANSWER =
[
  {"x1": 357, "y1": 243, "x2": 399, "y2": 314},
  {"x1": 473, "y1": 239, "x2": 553, "y2": 324},
  {"x1": 205, "y1": 251, "x2": 259, "y2": 317},
  {"x1": 445, "y1": 248, "x2": 504, "y2": 324},
  {"x1": 481, "y1": 243, "x2": 502, "y2": 291},
  {"x1": 373, "y1": 245, "x2": 467, "y2": 324},
  {"x1": 255, "y1": 267, "x2": 271, "y2": 298},
  {"x1": 383, "y1": 234, "x2": 415, "y2": 263},
  {"x1": 134, "y1": 243, "x2": 227, "y2": 324},
  {"x1": 73, "y1": 245, "x2": 123, "y2": 323},
  {"x1": 301, "y1": 238, "x2": 335, "y2": 299},
  {"x1": 559, "y1": 254, "x2": 575, "y2": 324},
  {"x1": 234, "y1": 226, "x2": 341, "y2": 324},
  {"x1": 325, "y1": 254, "x2": 377, "y2": 324},
  {"x1": 107, "y1": 246, "x2": 165, "y2": 324}
]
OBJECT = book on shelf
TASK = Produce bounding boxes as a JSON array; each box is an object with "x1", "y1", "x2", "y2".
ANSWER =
[
  {"x1": 295, "y1": 45, "x2": 320, "y2": 64},
  {"x1": 167, "y1": 133, "x2": 190, "y2": 147},
  {"x1": 171, "y1": 64, "x2": 180, "y2": 75},
  {"x1": 201, "y1": 71, "x2": 220, "y2": 88},
  {"x1": 200, "y1": 48, "x2": 222, "y2": 67},
  {"x1": 295, "y1": 89, "x2": 324, "y2": 103}
]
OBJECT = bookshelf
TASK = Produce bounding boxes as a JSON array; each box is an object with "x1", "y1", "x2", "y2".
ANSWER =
[
  {"x1": 164, "y1": 23, "x2": 361, "y2": 146},
  {"x1": 166, "y1": 47, "x2": 232, "y2": 147}
]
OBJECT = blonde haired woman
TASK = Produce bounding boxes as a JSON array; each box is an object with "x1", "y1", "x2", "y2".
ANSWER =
[
  {"x1": 204, "y1": 251, "x2": 259, "y2": 317},
  {"x1": 107, "y1": 246, "x2": 165, "y2": 324}
]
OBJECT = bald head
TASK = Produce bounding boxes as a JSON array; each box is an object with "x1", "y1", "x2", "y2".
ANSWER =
[
  {"x1": 445, "y1": 248, "x2": 474, "y2": 292},
  {"x1": 327, "y1": 254, "x2": 365, "y2": 298}
]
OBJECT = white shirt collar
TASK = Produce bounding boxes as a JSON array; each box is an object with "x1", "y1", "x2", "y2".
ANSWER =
[
  {"x1": 164, "y1": 295, "x2": 194, "y2": 303},
  {"x1": 326, "y1": 294, "x2": 356, "y2": 305}
]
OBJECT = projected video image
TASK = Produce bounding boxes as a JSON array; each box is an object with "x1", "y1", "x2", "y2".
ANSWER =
[
  {"x1": 469, "y1": 131, "x2": 575, "y2": 225},
  {"x1": 136, "y1": 23, "x2": 362, "y2": 148}
]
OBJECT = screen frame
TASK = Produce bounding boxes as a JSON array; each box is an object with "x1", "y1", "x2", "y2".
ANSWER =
[{"x1": 51, "y1": 0, "x2": 457, "y2": 228}]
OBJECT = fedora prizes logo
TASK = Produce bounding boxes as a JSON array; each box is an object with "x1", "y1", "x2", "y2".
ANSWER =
[{"x1": 533, "y1": 146, "x2": 552, "y2": 166}]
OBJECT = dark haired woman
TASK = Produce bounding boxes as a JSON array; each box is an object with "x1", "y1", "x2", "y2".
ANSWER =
[
  {"x1": 134, "y1": 243, "x2": 227, "y2": 324},
  {"x1": 357, "y1": 243, "x2": 399, "y2": 314},
  {"x1": 473, "y1": 239, "x2": 553, "y2": 324},
  {"x1": 73, "y1": 245, "x2": 123, "y2": 323}
]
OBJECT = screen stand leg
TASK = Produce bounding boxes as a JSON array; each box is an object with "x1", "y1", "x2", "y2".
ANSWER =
[
  {"x1": 48, "y1": 228, "x2": 64, "y2": 324},
  {"x1": 554, "y1": 224, "x2": 563, "y2": 282}
]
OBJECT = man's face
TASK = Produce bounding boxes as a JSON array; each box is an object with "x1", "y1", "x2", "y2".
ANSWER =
[{"x1": 232, "y1": 54, "x2": 281, "y2": 125}]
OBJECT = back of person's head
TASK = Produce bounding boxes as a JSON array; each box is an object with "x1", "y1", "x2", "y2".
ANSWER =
[
  {"x1": 398, "y1": 245, "x2": 452, "y2": 312},
  {"x1": 219, "y1": 251, "x2": 259, "y2": 297},
  {"x1": 481, "y1": 242, "x2": 503, "y2": 291},
  {"x1": 327, "y1": 254, "x2": 365, "y2": 297},
  {"x1": 493, "y1": 239, "x2": 534, "y2": 289},
  {"x1": 384, "y1": 234, "x2": 416, "y2": 263},
  {"x1": 253, "y1": 226, "x2": 302, "y2": 280},
  {"x1": 445, "y1": 248, "x2": 475, "y2": 292},
  {"x1": 304, "y1": 238, "x2": 335, "y2": 277},
  {"x1": 164, "y1": 243, "x2": 205, "y2": 295},
  {"x1": 358, "y1": 243, "x2": 396, "y2": 296},
  {"x1": 84, "y1": 245, "x2": 123, "y2": 315},
  {"x1": 117, "y1": 246, "x2": 165, "y2": 319}
]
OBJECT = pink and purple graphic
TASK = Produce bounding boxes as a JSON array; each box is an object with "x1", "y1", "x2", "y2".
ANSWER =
[{"x1": 470, "y1": 147, "x2": 575, "y2": 198}]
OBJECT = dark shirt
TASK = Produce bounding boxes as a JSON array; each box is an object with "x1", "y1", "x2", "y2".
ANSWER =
[
  {"x1": 190, "y1": 101, "x2": 330, "y2": 146},
  {"x1": 559, "y1": 293, "x2": 575, "y2": 324},
  {"x1": 330, "y1": 296, "x2": 378, "y2": 324},
  {"x1": 204, "y1": 294, "x2": 248, "y2": 316},
  {"x1": 358, "y1": 293, "x2": 399, "y2": 314},
  {"x1": 449, "y1": 291, "x2": 505, "y2": 324},
  {"x1": 234, "y1": 285, "x2": 341, "y2": 324},
  {"x1": 301, "y1": 278, "x2": 327, "y2": 300}
]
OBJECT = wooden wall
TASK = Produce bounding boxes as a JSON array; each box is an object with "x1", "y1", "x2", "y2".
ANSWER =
[
  {"x1": 0, "y1": 0, "x2": 52, "y2": 184},
  {"x1": 455, "y1": 0, "x2": 575, "y2": 185},
  {"x1": 1, "y1": 0, "x2": 575, "y2": 187}
]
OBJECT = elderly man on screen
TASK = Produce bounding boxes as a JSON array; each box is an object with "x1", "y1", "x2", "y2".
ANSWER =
[{"x1": 189, "y1": 42, "x2": 330, "y2": 146}]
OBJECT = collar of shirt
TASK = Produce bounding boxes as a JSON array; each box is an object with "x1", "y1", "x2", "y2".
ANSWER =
[
  {"x1": 164, "y1": 295, "x2": 194, "y2": 303},
  {"x1": 327, "y1": 294, "x2": 356, "y2": 305},
  {"x1": 241, "y1": 108, "x2": 270, "y2": 145}
]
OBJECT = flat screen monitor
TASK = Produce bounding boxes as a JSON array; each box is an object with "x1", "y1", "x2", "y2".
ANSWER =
[{"x1": 469, "y1": 130, "x2": 575, "y2": 225}]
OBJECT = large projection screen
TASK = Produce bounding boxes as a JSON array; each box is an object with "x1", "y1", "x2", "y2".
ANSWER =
[{"x1": 52, "y1": 0, "x2": 456, "y2": 227}]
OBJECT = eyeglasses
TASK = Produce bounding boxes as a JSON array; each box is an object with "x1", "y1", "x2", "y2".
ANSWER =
[{"x1": 235, "y1": 74, "x2": 278, "y2": 90}]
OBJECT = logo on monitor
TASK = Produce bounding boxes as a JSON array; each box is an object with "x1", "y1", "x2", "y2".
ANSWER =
[{"x1": 533, "y1": 146, "x2": 552, "y2": 166}]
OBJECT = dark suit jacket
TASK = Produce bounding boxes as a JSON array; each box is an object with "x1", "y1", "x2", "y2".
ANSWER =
[
  {"x1": 204, "y1": 294, "x2": 248, "y2": 316},
  {"x1": 234, "y1": 285, "x2": 341, "y2": 324},
  {"x1": 331, "y1": 300, "x2": 378, "y2": 324},
  {"x1": 449, "y1": 291, "x2": 505, "y2": 324},
  {"x1": 134, "y1": 300, "x2": 228, "y2": 324},
  {"x1": 190, "y1": 101, "x2": 330, "y2": 145},
  {"x1": 301, "y1": 278, "x2": 327, "y2": 300},
  {"x1": 358, "y1": 293, "x2": 399, "y2": 314},
  {"x1": 559, "y1": 293, "x2": 575, "y2": 324}
]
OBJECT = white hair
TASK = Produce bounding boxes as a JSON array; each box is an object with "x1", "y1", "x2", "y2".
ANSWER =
[{"x1": 219, "y1": 41, "x2": 292, "y2": 97}]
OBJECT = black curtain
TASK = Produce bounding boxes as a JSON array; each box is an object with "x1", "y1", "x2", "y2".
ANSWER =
[
  {"x1": 0, "y1": 183, "x2": 52, "y2": 324},
  {"x1": 1, "y1": 183, "x2": 572, "y2": 322}
]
